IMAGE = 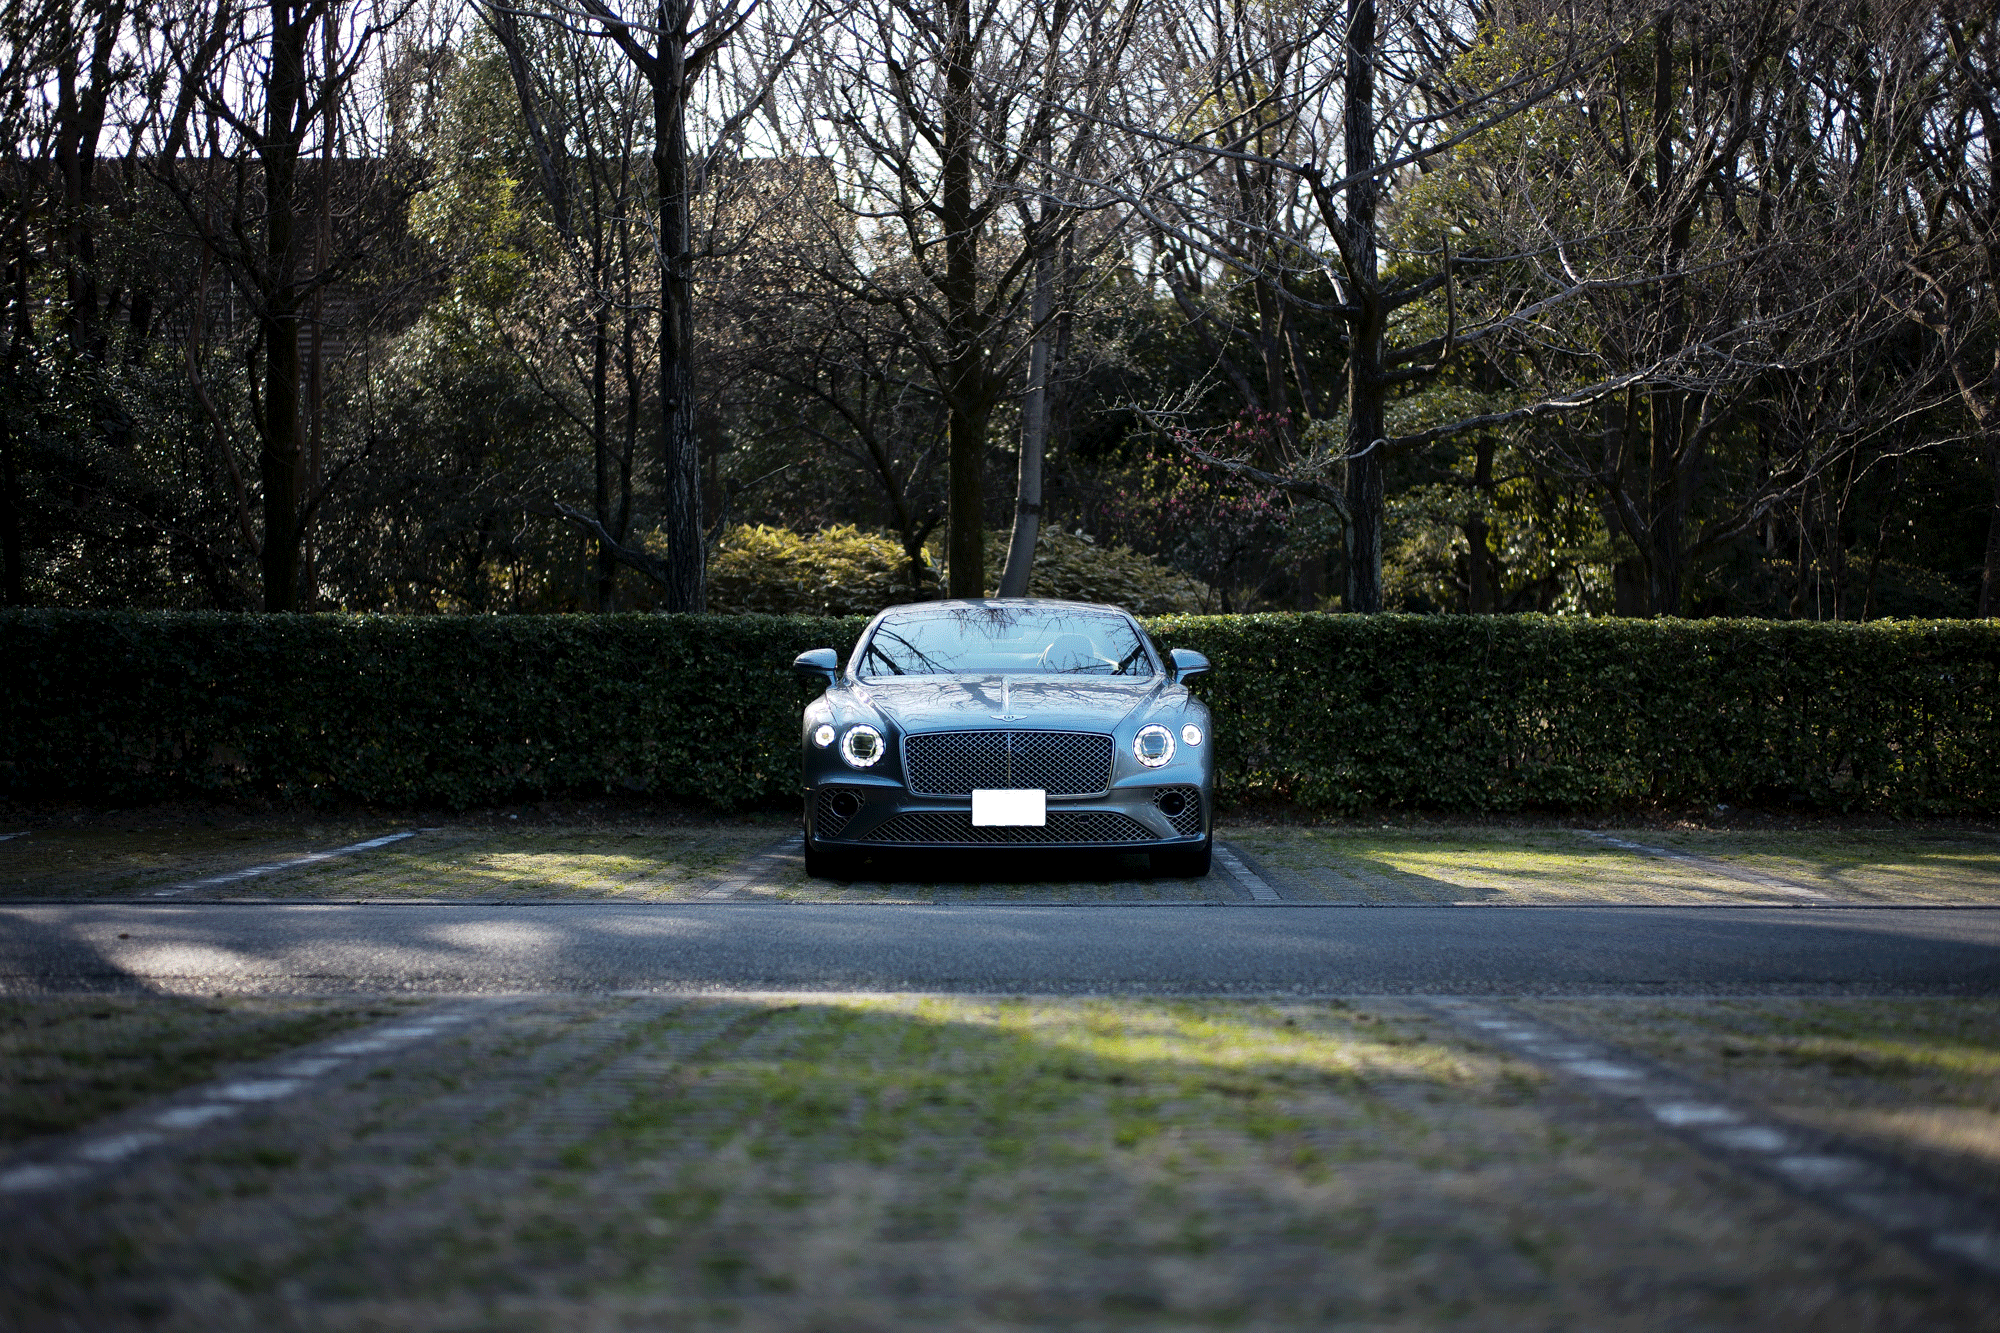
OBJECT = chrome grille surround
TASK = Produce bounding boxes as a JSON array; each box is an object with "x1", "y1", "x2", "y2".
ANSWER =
[
  {"x1": 865, "y1": 810, "x2": 1156, "y2": 846},
  {"x1": 901, "y1": 730, "x2": 1114, "y2": 798},
  {"x1": 1152, "y1": 785, "x2": 1205, "y2": 837}
]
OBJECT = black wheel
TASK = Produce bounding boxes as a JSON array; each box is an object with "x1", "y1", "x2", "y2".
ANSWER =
[
  {"x1": 804, "y1": 836, "x2": 862, "y2": 880},
  {"x1": 1151, "y1": 837, "x2": 1212, "y2": 878}
]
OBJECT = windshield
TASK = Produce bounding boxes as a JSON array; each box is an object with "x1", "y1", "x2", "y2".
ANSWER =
[{"x1": 857, "y1": 606, "x2": 1155, "y2": 678}]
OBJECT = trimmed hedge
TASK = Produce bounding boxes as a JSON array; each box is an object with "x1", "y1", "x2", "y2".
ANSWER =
[
  {"x1": 3, "y1": 611, "x2": 1996, "y2": 812},
  {"x1": 1152, "y1": 615, "x2": 1999, "y2": 814},
  {"x1": 0, "y1": 611, "x2": 867, "y2": 810}
]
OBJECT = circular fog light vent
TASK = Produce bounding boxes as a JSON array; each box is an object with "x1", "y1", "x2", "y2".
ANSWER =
[
  {"x1": 816, "y1": 787, "x2": 866, "y2": 837},
  {"x1": 1152, "y1": 785, "x2": 1203, "y2": 836}
]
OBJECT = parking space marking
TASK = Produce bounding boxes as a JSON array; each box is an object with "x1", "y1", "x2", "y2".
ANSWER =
[
  {"x1": 1426, "y1": 999, "x2": 2000, "y2": 1284},
  {"x1": 0, "y1": 1003, "x2": 494, "y2": 1207},
  {"x1": 148, "y1": 830, "x2": 435, "y2": 898},
  {"x1": 1214, "y1": 843, "x2": 1282, "y2": 901},
  {"x1": 1575, "y1": 830, "x2": 1831, "y2": 900},
  {"x1": 705, "y1": 832, "x2": 805, "y2": 899}
]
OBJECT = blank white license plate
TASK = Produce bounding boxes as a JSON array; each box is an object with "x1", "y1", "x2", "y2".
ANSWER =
[{"x1": 972, "y1": 788, "x2": 1046, "y2": 826}]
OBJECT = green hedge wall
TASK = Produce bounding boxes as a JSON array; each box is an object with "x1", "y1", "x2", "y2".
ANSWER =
[
  {"x1": 1151, "y1": 615, "x2": 1999, "y2": 814},
  {"x1": 4, "y1": 611, "x2": 1997, "y2": 812}
]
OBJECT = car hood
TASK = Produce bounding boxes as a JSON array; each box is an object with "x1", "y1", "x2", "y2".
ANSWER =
[{"x1": 852, "y1": 676, "x2": 1165, "y2": 734}]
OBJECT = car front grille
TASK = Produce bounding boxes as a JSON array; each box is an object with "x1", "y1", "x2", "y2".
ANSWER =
[
  {"x1": 902, "y1": 730, "x2": 1114, "y2": 797},
  {"x1": 864, "y1": 811, "x2": 1156, "y2": 845}
]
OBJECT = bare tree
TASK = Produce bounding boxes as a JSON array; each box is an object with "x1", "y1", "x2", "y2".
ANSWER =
[
  {"x1": 1101, "y1": 0, "x2": 1630, "y2": 610},
  {"x1": 484, "y1": 9, "x2": 661, "y2": 610},
  {"x1": 152, "y1": 0, "x2": 420, "y2": 610},
  {"x1": 1435, "y1": 0, "x2": 1968, "y2": 616},
  {"x1": 1887, "y1": 0, "x2": 2000, "y2": 615},
  {"x1": 774, "y1": 0, "x2": 1139, "y2": 598}
]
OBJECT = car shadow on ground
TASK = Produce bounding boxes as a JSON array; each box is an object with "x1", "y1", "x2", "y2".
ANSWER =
[{"x1": 807, "y1": 845, "x2": 1180, "y2": 885}]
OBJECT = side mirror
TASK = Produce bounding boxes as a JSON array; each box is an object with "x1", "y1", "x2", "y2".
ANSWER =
[
  {"x1": 1168, "y1": 648, "x2": 1210, "y2": 682},
  {"x1": 792, "y1": 647, "x2": 840, "y2": 684}
]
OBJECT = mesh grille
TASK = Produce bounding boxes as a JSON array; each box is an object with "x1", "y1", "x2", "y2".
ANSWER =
[
  {"x1": 902, "y1": 730, "x2": 1113, "y2": 797},
  {"x1": 865, "y1": 810, "x2": 1156, "y2": 845},
  {"x1": 1153, "y1": 786, "x2": 1205, "y2": 836},
  {"x1": 814, "y1": 787, "x2": 867, "y2": 838}
]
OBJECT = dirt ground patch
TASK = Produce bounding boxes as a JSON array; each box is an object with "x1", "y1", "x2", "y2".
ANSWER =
[{"x1": 3, "y1": 995, "x2": 1991, "y2": 1331}]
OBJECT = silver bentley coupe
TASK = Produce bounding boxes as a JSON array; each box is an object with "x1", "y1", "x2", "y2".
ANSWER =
[{"x1": 792, "y1": 598, "x2": 1214, "y2": 879}]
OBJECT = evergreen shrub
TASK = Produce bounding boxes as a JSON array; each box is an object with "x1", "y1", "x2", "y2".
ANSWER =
[
  {"x1": 974, "y1": 529, "x2": 1207, "y2": 614},
  {"x1": 3, "y1": 611, "x2": 1994, "y2": 812},
  {"x1": 696, "y1": 524, "x2": 937, "y2": 616}
]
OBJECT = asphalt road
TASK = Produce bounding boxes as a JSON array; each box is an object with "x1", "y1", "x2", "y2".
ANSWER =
[{"x1": 2, "y1": 902, "x2": 1997, "y2": 995}]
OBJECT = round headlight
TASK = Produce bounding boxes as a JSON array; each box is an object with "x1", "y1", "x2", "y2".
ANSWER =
[
  {"x1": 1181, "y1": 723, "x2": 1204, "y2": 747},
  {"x1": 840, "y1": 724, "x2": 885, "y2": 768},
  {"x1": 812, "y1": 723, "x2": 836, "y2": 748},
  {"x1": 1133, "y1": 724, "x2": 1175, "y2": 768}
]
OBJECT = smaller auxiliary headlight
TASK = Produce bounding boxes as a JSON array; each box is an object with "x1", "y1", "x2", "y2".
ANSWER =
[
  {"x1": 1181, "y1": 723, "x2": 1204, "y2": 747},
  {"x1": 1133, "y1": 724, "x2": 1175, "y2": 768},
  {"x1": 812, "y1": 723, "x2": 836, "y2": 748},
  {"x1": 840, "y1": 724, "x2": 885, "y2": 768}
]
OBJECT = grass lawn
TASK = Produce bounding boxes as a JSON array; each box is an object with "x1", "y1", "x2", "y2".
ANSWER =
[
  {"x1": 5, "y1": 809, "x2": 1999, "y2": 904},
  {"x1": 1527, "y1": 997, "x2": 2000, "y2": 1199},
  {"x1": 1225, "y1": 822, "x2": 2000, "y2": 904},
  {"x1": 7, "y1": 995, "x2": 1991, "y2": 1331},
  {"x1": 0, "y1": 995, "x2": 410, "y2": 1142}
]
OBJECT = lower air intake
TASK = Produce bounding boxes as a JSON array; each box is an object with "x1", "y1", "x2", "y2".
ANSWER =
[
  {"x1": 815, "y1": 787, "x2": 866, "y2": 837},
  {"x1": 866, "y1": 811, "x2": 1157, "y2": 845}
]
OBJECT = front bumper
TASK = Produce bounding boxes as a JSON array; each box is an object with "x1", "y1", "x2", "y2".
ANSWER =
[{"x1": 805, "y1": 775, "x2": 1208, "y2": 849}]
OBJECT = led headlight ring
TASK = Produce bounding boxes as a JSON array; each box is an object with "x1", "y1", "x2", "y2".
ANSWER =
[
  {"x1": 1133, "y1": 724, "x2": 1175, "y2": 768},
  {"x1": 841, "y1": 724, "x2": 885, "y2": 768}
]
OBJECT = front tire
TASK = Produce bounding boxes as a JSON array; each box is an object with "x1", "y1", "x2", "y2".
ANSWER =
[{"x1": 1151, "y1": 837, "x2": 1212, "y2": 878}]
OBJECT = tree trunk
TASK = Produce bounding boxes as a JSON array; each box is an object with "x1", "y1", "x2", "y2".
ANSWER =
[
  {"x1": 1463, "y1": 436, "x2": 1495, "y2": 613},
  {"x1": 591, "y1": 304, "x2": 616, "y2": 611},
  {"x1": 653, "y1": 0, "x2": 705, "y2": 612},
  {"x1": 1341, "y1": 0, "x2": 1384, "y2": 614},
  {"x1": 1981, "y1": 435, "x2": 2000, "y2": 618},
  {"x1": 53, "y1": 1, "x2": 121, "y2": 359},
  {"x1": 1645, "y1": 386, "x2": 1689, "y2": 617},
  {"x1": 0, "y1": 401, "x2": 20, "y2": 606},
  {"x1": 998, "y1": 239, "x2": 1054, "y2": 599},
  {"x1": 257, "y1": 0, "x2": 312, "y2": 612},
  {"x1": 0, "y1": 239, "x2": 24, "y2": 605},
  {"x1": 942, "y1": 0, "x2": 986, "y2": 599}
]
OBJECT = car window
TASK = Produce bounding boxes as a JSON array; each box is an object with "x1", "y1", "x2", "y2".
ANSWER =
[{"x1": 857, "y1": 606, "x2": 1155, "y2": 678}]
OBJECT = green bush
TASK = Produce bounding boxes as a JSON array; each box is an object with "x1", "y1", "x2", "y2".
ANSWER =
[
  {"x1": 975, "y1": 528, "x2": 1208, "y2": 614},
  {"x1": 688, "y1": 524, "x2": 938, "y2": 616},
  {"x1": 3, "y1": 611, "x2": 1995, "y2": 812},
  {"x1": 692, "y1": 522, "x2": 1204, "y2": 618}
]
